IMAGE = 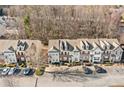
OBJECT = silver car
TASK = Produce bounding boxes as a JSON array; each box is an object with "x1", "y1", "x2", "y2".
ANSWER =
[
  {"x1": 8, "y1": 68, "x2": 16, "y2": 75},
  {"x1": 1, "y1": 67, "x2": 10, "y2": 75}
]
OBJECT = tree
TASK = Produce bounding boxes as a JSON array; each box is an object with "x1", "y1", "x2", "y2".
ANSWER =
[
  {"x1": 3, "y1": 5, "x2": 124, "y2": 44},
  {"x1": 3, "y1": 77, "x2": 17, "y2": 87},
  {"x1": 24, "y1": 15, "x2": 32, "y2": 39}
]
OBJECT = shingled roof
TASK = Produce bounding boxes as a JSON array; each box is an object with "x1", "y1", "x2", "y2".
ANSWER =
[
  {"x1": 0, "y1": 40, "x2": 42, "y2": 57},
  {"x1": 49, "y1": 38, "x2": 120, "y2": 52},
  {"x1": 48, "y1": 46, "x2": 60, "y2": 52}
]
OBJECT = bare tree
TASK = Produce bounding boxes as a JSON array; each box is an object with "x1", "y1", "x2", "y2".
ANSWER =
[
  {"x1": 3, "y1": 77, "x2": 17, "y2": 87},
  {"x1": 3, "y1": 5, "x2": 124, "y2": 44},
  {"x1": 36, "y1": 49, "x2": 48, "y2": 68}
]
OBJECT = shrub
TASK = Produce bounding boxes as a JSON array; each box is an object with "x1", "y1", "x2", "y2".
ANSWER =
[
  {"x1": 7, "y1": 63, "x2": 16, "y2": 67},
  {"x1": 68, "y1": 64, "x2": 72, "y2": 67},
  {"x1": 72, "y1": 62, "x2": 81, "y2": 66},
  {"x1": 35, "y1": 68, "x2": 44, "y2": 76},
  {"x1": 27, "y1": 62, "x2": 32, "y2": 67},
  {"x1": 35, "y1": 64, "x2": 46, "y2": 76},
  {"x1": 104, "y1": 62, "x2": 113, "y2": 66},
  {"x1": 63, "y1": 63, "x2": 69, "y2": 66},
  {"x1": 20, "y1": 63, "x2": 27, "y2": 68},
  {"x1": 0, "y1": 64, "x2": 6, "y2": 68},
  {"x1": 40, "y1": 64, "x2": 45, "y2": 68},
  {"x1": 85, "y1": 63, "x2": 92, "y2": 66},
  {"x1": 45, "y1": 64, "x2": 49, "y2": 67}
]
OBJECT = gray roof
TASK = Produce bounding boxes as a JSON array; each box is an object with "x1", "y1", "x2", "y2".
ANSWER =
[
  {"x1": 17, "y1": 40, "x2": 29, "y2": 50},
  {"x1": 73, "y1": 46, "x2": 80, "y2": 51},
  {"x1": 48, "y1": 46, "x2": 60, "y2": 52},
  {"x1": 0, "y1": 40, "x2": 42, "y2": 56},
  {"x1": 49, "y1": 38, "x2": 120, "y2": 52}
]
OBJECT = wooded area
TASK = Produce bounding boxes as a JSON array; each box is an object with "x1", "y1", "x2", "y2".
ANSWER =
[{"x1": 1, "y1": 5, "x2": 124, "y2": 45}]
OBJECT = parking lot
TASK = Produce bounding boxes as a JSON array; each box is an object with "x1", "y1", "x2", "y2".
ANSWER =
[{"x1": 0, "y1": 67, "x2": 35, "y2": 77}]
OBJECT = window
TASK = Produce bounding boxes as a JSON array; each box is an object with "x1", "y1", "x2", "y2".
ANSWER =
[
  {"x1": 21, "y1": 52, "x2": 24, "y2": 55},
  {"x1": 11, "y1": 54, "x2": 14, "y2": 56},
  {"x1": 107, "y1": 51, "x2": 109, "y2": 54},
  {"x1": 18, "y1": 52, "x2": 20, "y2": 55},
  {"x1": 95, "y1": 52, "x2": 100, "y2": 54},
  {"x1": 10, "y1": 59, "x2": 12, "y2": 62},
  {"x1": 19, "y1": 47, "x2": 21, "y2": 51},
  {"x1": 61, "y1": 52, "x2": 63, "y2": 55},
  {"x1": 94, "y1": 57, "x2": 99, "y2": 60}
]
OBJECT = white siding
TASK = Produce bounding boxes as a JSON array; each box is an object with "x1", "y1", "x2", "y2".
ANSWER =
[
  {"x1": 17, "y1": 45, "x2": 25, "y2": 51},
  {"x1": 4, "y1": 52, "x2": 17, "y2": 64},
  {"x1": 71, "y1": 51, "x2": 80, "y2": 62},
  {"x1": 91, "y1": 47, "x2": 103, "y2": 63},
  {"x1": 48, "y1": 52, "x2": 60, "y2": 63},
  {"x1": 111, "y1": 47, "x2": 123, "y2": 62}
]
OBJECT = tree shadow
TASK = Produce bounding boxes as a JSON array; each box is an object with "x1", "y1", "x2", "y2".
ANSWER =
[{"x1": 49, "y1": 67, "x2": 107, "y2": 82}]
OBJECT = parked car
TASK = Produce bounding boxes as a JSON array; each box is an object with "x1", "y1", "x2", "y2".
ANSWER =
[
  {"x1": 0, "y1": 68, "x2": 3, "y2": 74},
  {"x1": 23, "y1": 68, "x2": 32, "y2": 75},
  {"x1": 94, "y1": 65, "x2": 107, "y2": 73},
  {"x1": 83, "y1": 67, "x2": 93, "y2": 74},
  {"x1": 1, "y1": 67, "x2": 10, "y2": 75},
  {"x1": 8, "y1": 68, "x2": 17, "y2": 75},
  {"x1": 96, "y1": 68, "x2": 107, "y2": 73}
]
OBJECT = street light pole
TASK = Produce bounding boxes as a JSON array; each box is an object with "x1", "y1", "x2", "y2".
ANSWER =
[{"x1": 35, "y1": 77, "x2": 38, "y2": 87}]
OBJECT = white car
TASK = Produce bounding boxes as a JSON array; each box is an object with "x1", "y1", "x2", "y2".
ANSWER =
[
  {"x1": 1, "y1": 67, "x2": 10, "y2": 75},
  {"x1": 8, "y1": 68, "x2": 16, "y2": 75}
]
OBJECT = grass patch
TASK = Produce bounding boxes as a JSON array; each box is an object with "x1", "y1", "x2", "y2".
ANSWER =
[
  {"x1": 6, "y1": 63, "x2": 16, "y2": 67},
  {"x1": 103, "y1": 62, "x2": 113, "y2": 66},
  {"x1": 0, "y1": 64, "x2": 6, "y2": 68}
]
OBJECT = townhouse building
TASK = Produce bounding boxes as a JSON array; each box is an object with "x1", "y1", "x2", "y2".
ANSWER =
[
  {"x1": 48, "y1": 38, "x2": 123, "y2": 64},
  {"x1": 0, "y1": 40, "x2": 42, "y2": 64}
]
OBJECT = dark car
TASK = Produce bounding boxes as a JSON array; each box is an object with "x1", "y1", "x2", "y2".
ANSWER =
[
  {"x1": 23, "y1": 68, "x2": 32, "y2": 75},
  {"x1": 83, "y1": 67, "x2": 93, "y2": 74},
  {"x1": 94, "y1": 65, "x2": 107, "y2": 73},
  {"x1": 23, "y1": 68, "x2": 34, "y2": 75},
  {"x1": 0, "y1": 68, "x2": 3, "y2": 74},
  {"x1": 96, "y1": 68, "x2": 107, "y2": 73}
]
